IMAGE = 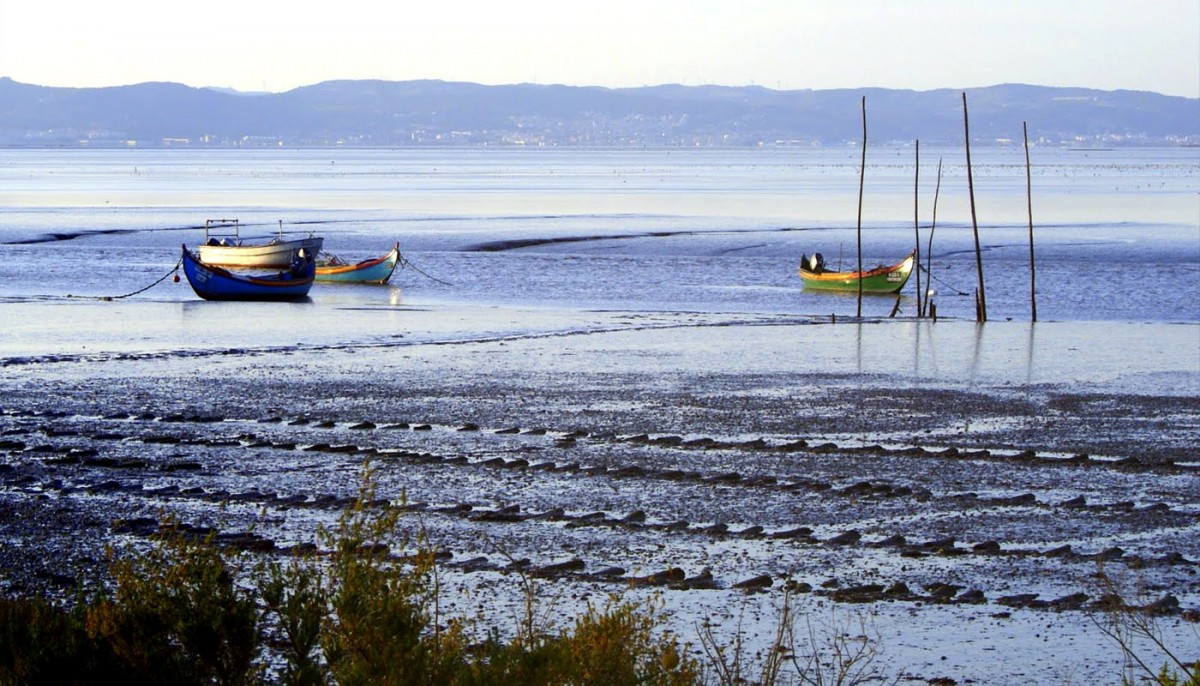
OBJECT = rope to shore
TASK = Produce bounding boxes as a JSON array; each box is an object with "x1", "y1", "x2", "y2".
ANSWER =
[
  {"x1": 398, "y1": 253, "x2": 453, "y2": 287},
  {"x1": 68, "y1": 257, "x2": 183, "y2": 301},
  {"x1": 919, "y1": 263, "x2": 970, "y2": 296}
]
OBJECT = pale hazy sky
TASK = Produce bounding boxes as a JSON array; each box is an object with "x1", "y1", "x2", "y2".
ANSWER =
[{"x1": 1, "y1": 0, "x2": 1197, "y2": 97}]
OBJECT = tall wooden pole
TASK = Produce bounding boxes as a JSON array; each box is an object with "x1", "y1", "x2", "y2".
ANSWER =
[
  {"x1": 926, "y1": 158, "x2": 943, "y2": 318},
  {"x1": 913, "y1": 139, "x2": 922, "y2": 317},
  {"x1": 1024, "y1": 121, "x2": 1038, "y2": 322},
  {"x1": 856, "y1": 96, "x2": 866, "y2": 317},
  {"x1": 962, "y1": 92, "x2": 987, "y2": 322}
]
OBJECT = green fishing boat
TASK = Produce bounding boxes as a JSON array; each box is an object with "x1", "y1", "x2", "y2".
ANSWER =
[{"x1": 799, "y1": 251, "x2": 915, "y2": 293}]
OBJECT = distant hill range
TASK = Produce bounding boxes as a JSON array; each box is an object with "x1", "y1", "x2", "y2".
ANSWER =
[{"x1": 1, "y1": 77, "x2": 1196, "y2": 147}]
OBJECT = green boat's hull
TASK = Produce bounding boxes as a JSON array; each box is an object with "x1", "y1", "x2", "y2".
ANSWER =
[{"x1": 799, "y1": 252, "x2": 915, "y2": 294}]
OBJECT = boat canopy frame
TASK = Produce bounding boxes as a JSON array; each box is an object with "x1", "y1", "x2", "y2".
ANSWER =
[
  {"x1": 203, "y1": 218, "x2": 297, "y2": 247},
  {"x1": 203, "y1": 218, "x2": 242, "y2": 246}
]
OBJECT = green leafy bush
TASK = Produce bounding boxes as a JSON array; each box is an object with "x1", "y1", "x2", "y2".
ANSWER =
[{"x1": 1, "y1": 464, "x2": 903, "y2": 686}]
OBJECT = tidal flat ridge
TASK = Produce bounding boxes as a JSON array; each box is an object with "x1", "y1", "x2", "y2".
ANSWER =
[{"x1": 2, "y1": 315, "x2": 1197, "y2": 684}]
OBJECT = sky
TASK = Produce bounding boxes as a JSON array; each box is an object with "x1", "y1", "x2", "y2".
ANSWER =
[{"x1": 1, "y1": 0, "x2": 1197, "y2": 98}]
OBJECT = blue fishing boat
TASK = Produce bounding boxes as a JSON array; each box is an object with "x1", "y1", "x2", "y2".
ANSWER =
[
  {"x1": 181, "y1": 244, "x2": 315, "y2": 301},
  {"x1": 315, "y1": 242, "x2": 401, "y2": 284}
]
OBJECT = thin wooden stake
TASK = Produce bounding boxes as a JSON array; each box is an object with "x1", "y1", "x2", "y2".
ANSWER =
[
  {"x1": 962, "y1": 92, "x2": 987, "y2": 322},
  {"x1": 856, "y1": 96, "x2": 866, "y2": 317},
  {"x1": 925, "y1": 158, "x2": 943, "y2": 317},
  {"x1": 1024, "y1": 121, "x2": 1038, "y2": 322},
  {"x1": 913, "y1": 139, "x2": 922, "y2": 317}
]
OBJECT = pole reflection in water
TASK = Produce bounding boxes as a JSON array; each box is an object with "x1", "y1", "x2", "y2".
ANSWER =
[
  {"x1": 1025, "y1": 322, "x2": 1037, "y2": 385},
  {"x1": 969, "y1": 322, "x2": 985, "y2": 385},
  {"x1": 855, "y1": 319, "x2": 864, "y2": 375}
]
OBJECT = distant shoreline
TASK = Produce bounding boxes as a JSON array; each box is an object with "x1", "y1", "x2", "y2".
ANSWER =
[{"x1": 3, "y1": 78, "x2": 1196, "y2": 148}]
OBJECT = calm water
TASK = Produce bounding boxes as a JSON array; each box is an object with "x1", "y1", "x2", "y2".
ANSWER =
[{"x1": 0, "y1": 145, "x2": 1197, "y2": 328}]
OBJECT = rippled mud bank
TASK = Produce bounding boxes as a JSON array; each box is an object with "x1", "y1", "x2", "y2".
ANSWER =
[{"x1": 3, "y1": 317, "x2": 1198, "y2": 684}]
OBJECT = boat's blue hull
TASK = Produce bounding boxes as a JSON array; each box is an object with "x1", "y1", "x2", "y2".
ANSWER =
[{"x1": 181, "y1": 245, "x2": 315, "y2": 301}]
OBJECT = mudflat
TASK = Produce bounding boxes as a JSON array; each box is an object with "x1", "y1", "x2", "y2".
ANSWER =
[{"x1": 2, "y1": 311, "x2": 1198, "y2": 684}]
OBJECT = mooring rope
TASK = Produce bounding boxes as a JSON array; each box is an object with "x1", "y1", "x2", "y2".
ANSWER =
[
  {"x1": 68, "y1": 257, "x2": 184, "y2": 301},
  {"x1": 398, "y1": 253, "x2": 453, "y2": 287},
  {"x1": 112, "y1": 257, "x2": 184, "y2": 299},
  {"x1": 919, "y1": 263, "x2": 970, "y2": 296}
]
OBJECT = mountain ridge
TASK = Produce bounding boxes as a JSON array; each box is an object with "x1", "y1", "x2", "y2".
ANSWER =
[{"x1": 1, "y1": 77, "x2": 1195, "y2": 147}]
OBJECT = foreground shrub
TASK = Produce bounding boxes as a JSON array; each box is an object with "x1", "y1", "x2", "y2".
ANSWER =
[
  {"x1": 1, "y1": 463, "x2": 912, "y2": 686},
  {"x1": 258, "y1": 560, "x2": 325, "y2": 686},
  {"x1": 314, "y1": 477, "x2": 458, "y2": 685},
  {"x1": 562, "y1": 600, "x2": 699, "y2": 686},
  {"x1": 0, "y1": 520, "x2": 259, "y2": 686},
  {"x1": 699, "y1": 590, "x2": 898, "y2": 686},
  {"x1": 87, "y1": 521, "x2": 261, "y2": 686},
  {"x1": 0, "y1": 593, "x2": 123, "y2": 685},
  {"x1": 1091, "y1": 564, "x2": 1200, "y2": 686}
]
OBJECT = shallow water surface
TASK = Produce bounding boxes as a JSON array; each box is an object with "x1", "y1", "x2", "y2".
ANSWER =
[{"x1": 0, "y1": 146, "x2": 1196, "y2": 325}]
